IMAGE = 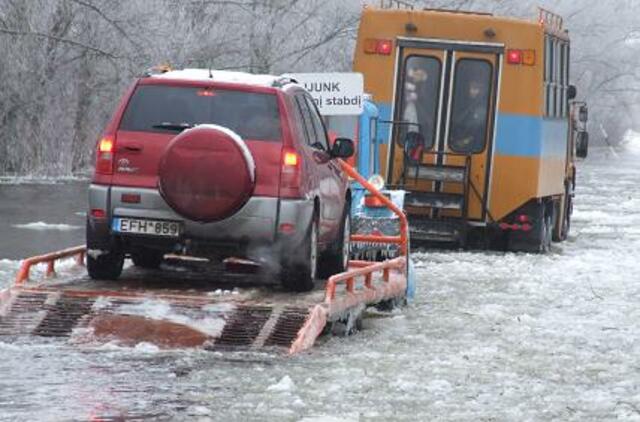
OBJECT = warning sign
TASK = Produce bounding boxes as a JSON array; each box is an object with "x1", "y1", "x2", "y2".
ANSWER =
[{"x1": 286, "y1": 73, "x2": 364, "y2": 116}]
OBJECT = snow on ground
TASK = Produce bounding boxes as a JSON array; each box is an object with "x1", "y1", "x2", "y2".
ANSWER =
[
  {"x1": 621, "y1": 130, "x2": 640, "y2": 154},
  {"x1": 0, "y1": 148, "x2": 639, "y2": 421}
]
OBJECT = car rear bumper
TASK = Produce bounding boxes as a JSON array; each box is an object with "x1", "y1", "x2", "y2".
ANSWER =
[{"x1": 87, "y1": 184, "x2": 314, "y2": 257}]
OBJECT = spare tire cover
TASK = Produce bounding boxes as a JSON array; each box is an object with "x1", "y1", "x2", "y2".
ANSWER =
[{"x1": 158, "y1": 124, "x2": 256, "y2": 223}]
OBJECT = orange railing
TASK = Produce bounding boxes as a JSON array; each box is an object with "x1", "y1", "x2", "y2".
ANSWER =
[
  {"x1": 323, "y1": 160, "x2": 410, "y2": 304},
  {"x1": 338, "y1": 159, "x2": 409, "y2": 256},
  {"x1": 325, "y1": 257, "x2": 405, "y2": 303},
  {"x1": 15, "y1": 245, "x2": 86, "y2": 285}
]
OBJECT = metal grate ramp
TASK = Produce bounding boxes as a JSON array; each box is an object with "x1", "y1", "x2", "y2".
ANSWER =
[{"x1": 0, "y1": 286, "x2": 320, "y2": 353}]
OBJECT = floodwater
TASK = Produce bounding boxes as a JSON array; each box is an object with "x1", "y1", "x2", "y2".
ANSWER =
[
  {"x1": 0, "y1": 180, "x2": 88, "y2": 259},
  {"x1": 1, "y1": 148, "x2": 639, "y2": 421}
]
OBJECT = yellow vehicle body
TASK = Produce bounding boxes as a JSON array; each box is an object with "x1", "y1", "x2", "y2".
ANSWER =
[{"x1": 353, "y1": 5, "x2": 579, "y2": 250}]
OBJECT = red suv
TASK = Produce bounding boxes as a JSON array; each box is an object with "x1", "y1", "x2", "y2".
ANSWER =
[{"x1": 87, "y1": 69, "x2": 354, "y2": 291}]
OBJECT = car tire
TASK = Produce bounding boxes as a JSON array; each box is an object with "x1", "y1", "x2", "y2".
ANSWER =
[
  {"x1": 87, "y1": 249, "x2": 124, "y2": 280},
  {"x1": 318, "y1": 206, "x2": 351, "y2": 279},
  {"x1": 281, "y1": 213, "x2": 319, "y2": 292},
  {"x1": 131, "y1": 248, "x2": 164, "y2": 269}
]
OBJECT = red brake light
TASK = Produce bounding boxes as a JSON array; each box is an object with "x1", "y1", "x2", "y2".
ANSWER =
[
  {"x1": 98, "y1": 138, "x2": 114, "y2": 153},
  {"x1": 90, "y1": 208, "x2": 106, "y2": 218},
  {"x1": 279, "y1": 223, "x2": 296, "y2": 234},
  {"x1": 364, "y1": 39, "x2": 393, "y2": 55},
  {"x1": 283, "y1": 151, "x2": 299, "y2": 167},
  {"x1": 507, "y1": 49, "x2": 523, "y2": 64},
  {"x1": 280, "y1": 148, "x2": 301, "y2": 196},
  {"x1": 197, "y1": 89, "x2": 216, "y2": 97},
  {"x1": 96, "y1": 136, "x2": 115, "y2": 175},
  {"x1": 517, "y1": 214, "x2": 530, "y2": 223},
  {"x1": 377, "y1": 39, "x2": 393, "y2": 55}
]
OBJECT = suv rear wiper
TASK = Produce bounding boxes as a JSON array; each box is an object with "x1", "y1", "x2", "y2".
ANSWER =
[{"x1": 152, "y1": 122, "x2": 194, "y2": 132}]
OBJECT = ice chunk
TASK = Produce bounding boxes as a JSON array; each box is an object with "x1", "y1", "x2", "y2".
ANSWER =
[{"x1": 267, "y1": 375, "x2": 296, "y2": 392}]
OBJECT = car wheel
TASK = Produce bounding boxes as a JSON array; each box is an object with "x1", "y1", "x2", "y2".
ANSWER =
[
  {"x1": 318, "y1": 206, "x2": 351, "y2": 279},
  {"x1": 87, "y1": 249, "x2": 124, "y2": 280},
  {"x1": 281, "y1": 214, "x2": 318, "y2": 292},
  {"x1": 131, "y1": 248, "x2": 164, "y2": 269}
]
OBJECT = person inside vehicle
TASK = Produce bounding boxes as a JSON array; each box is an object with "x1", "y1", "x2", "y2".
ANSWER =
[
  {"x1": 449, "y1": 77, "x2": 489, "y2": 152},
  {"x1": 402, "y1": 63, "x2": 431, "y2": 160}
]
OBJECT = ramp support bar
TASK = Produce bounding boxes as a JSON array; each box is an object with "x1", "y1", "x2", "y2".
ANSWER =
[{"x1": 15, "y1": 245, "x2": 86, "y2": 285}]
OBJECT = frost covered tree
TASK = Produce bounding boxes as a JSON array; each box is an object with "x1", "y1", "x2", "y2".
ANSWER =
[{"x1": 0, "y1": 0, "x2": 637, "y2": 176}]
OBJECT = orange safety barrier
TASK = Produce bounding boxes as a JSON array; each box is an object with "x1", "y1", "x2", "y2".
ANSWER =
[
  {"x1": 324, "y1": 257, "x2": 405, "y2": 303},
  {"x1": 321, "y1": 160, "x2": 410, "y2": 306},
  {"x1": 15, "y1": 245, "x2": 86, "y2": 285}
]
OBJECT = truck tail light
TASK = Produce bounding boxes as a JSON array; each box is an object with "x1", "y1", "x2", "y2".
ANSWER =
[
  {"x1": 280, "y1": 147, "x2": 301, "y2": 195},
  {"x1": 507, "y1": 49, "x2": 535, "y2": 65},
  {"x1": 96, "y1": 135, "x2": 116, "y2": 175},
  {"x1": 364, "y1": 39, "x2": 393, "y2": 55},
  {"x1": 507, "y1": 49, "x2": 522, "y2": 64}
]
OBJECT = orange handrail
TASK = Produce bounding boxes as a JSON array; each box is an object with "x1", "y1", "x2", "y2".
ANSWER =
[
  {"x1": 15, "y1": 245, "x2": 86, "y2": 285},
  {"x1": 338, "y1": 159, "x2": 409, "y2": 256},
  {"x1": 324, "y1": 257, "x2": 405, "y2": 303},
  {"x1": 322, "y1": 160, "x2": 410, "y2": 305}
]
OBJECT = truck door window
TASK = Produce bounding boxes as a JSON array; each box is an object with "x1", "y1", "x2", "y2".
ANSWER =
[
  {"x1": 400, "y1": 55, "x2": 442, "y2": 150},
  {"x1": 448, "y1": 59, "x2": 493, "y2": 154}
]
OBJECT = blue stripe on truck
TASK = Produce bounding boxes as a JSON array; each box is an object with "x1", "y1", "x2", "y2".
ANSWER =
[
  {"x1": 373, "y1": 103, "x2": 568, "y2": 159},
  {"x1": 495, "y1": 113, "x2": 568, "y2": 158}
]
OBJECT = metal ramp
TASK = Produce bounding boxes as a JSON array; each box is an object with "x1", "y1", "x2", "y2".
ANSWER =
[
  {"x1": 0, "y1": 160, "x2": 411, "y2": 355},
  {"x1": 0, "y1": 255, "x2": 407, "y2": 354},
  {"x1": 401, "y1": 153, "x2": 471, "y2": 247}
]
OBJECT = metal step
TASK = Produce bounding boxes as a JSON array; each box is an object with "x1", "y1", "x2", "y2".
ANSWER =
[
  {"x1": 405, "y1": 191, "x2": 465, "y2": 211},
  {"x1": 409, "y1": 218, "x2": 464, "y2": 243},
  {"x1": 406, "y1": 164, "x2": 466, "y2": 183}
]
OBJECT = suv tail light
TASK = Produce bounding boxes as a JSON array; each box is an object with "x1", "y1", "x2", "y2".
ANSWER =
[
  {"x1": 96, "y1": 135, "x2": 115, "y2": 174},
  {"x1": 279, "y1": 147, "x2": 301, "y2": 197}
]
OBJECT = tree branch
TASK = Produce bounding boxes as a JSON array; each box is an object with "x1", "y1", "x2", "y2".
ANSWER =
[
  {"x1": 0, "y1": 28, "x2": 120, "y2": 59},
  {"x1": 69, "y1": 0, "x2": 140, "y2": 49}
]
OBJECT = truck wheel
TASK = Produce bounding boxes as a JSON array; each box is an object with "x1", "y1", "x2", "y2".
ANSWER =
[
  {"x1": 558, "y1": 192, "x2": 572, "y2": 241},
  {"x1": 131, "y1": 248, "x2": 164, "y2": 269},
  {"x1": 562, "y1": 195, "x2": 572, "y2": 239},
  {"x1": 281, "y1": 214, "x2": 318, "y2": 292},
  {"x1": 507, "y1": 201, "x2": 551, "y2": 253},
  {"x1": 318, "y1": 207, "x2": 351, "y2": 279},
  {"x1": 540, "y1": 209, "x2": 552, "y2": 253},
  {"x1": 87, "y1": 249, "x2": 124, "y2": 280}
]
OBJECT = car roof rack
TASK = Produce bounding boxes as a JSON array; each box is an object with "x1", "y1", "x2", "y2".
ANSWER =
[
  {"x1": 144, "y1": 64, "x2": 173, "y2": 77},
  {"x1": 272, "y1": 76, "x2": 298, "y2": 88}
]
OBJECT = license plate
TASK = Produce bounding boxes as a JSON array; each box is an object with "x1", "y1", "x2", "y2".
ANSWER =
[{"x1": 112, "y1": 217, "x2": 181, "y2": 237}]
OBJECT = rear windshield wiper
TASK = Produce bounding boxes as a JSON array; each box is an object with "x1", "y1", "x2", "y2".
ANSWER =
[{"x1": 152, "y1": 122, "x2": 194, "y2": 132}]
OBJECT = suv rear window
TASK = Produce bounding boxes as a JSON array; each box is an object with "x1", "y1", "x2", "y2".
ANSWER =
[{"x1": 119, "y1": 85, "x2": 282, "y2": 141}]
